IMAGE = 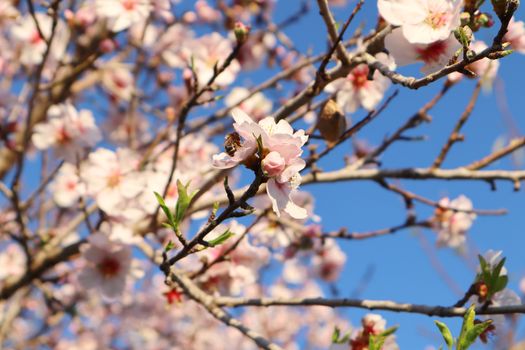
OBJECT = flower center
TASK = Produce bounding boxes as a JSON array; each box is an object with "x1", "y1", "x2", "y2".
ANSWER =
[
  {"x1": 106, "y1": 169, "x2": 121, "y2": 188},
  {"x1": 97, "y1": 257, "x2": 120, "y2": 277},
  {"x1": 425, "y1": 11, "x2": 449, "y2": 29},
  {"x1": 348, "y1": 65, "x2": 370, "y2": 89},
  {"x1": 113, "y1": 74, "x2": 129, "y2": 89},
  {"x1": 55, "y1": 126, "x2": 72, "y2": 144},
  {"x1": 122, "y1": 0, "x2": 136, "y2": 11},
  {"x1": 30, "y1": 30, "x2": 43, "y2": 45},
  {"x1": 65, "y1": 180, "x2": 77, "y2": 191}
]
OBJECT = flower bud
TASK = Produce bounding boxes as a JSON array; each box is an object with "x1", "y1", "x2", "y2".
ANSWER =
[
  {"x1": 234, "y1": 21, "x2": 251, "y2": 44},
  {"x1": 460, "y1": 12, "x2": 471, "y2": 27},
  {"x1": 261, "y1": 151, "x2": 285, "y2": 177},
  {"x1": 99, "y1": 38, "x2": 117, "y2": 53}
]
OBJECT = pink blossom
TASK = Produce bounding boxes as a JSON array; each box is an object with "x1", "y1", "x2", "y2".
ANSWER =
[
  {"x1": 225, "y1": 87, "x2": 273, "y2": 121},
  {"x1": 504, "y1": 17, "x2": 525, "y2": 54},
  {"x1": 32, "y1": 103, "x2": 101, "y2": 161},
  {"x1": 102, "y1": 107, "x2": 151, "y2": 145},
  {"x1": 81, "y1": 148, "x2": 144, "y2": 213},
  {"x1": 195, "y1": 0, "x2": 222, "y2": 23},
  {"x1": 151, "y1": 0, "x2": 173, "y2": 23},
  {"x1": 50, "y1": 163, "x2": 86, "y2": 207},
  {"x1": 261, "y1": 151, "x2": 286, "y2": 177},
  {"x1": 95, "y1": 0, "x2": 152, "y2": 32},
  {"x1": 312, "y1": 240, "x2": 346, "y2": 282},
  {"x1": 212, "y1": 109, "x2": 309, "y2": 219},
  {"x1": 65, "y1": 4, "x2": 97, "y2": 28},
  {"x1": 156, "y1": 24, "x2": 194, "y2": 67},
  {"x1": 378, "y1": 0, "x2": 461, "y2": 44},
  {"x1": 199, "y1": 221, "x2": 270, "y2": 295},
  {"x1": 184, "y1": 33, "x2": 241, "y2": 86},
  {"x1": 326, "y1": 53, "x2": 395, "y2": 113},
  {"x1": 78, "y1": 233, "x2": 133, "y2": 301},
  {"x1": 385, "y1": 28, "x2": 460, "y2": 74},
  {"x1": 433, "y1": 195, "x2": 476, "y2": 249},
  {"x1": 101, "y1": 63, "x2": 135, "y2": 101},
  {"x1": 0, "y1": 243, "x2": 26, "y2": 282},
  {"x1": 236, "y1": 32, "x2": 276, "y2": 70},
  {"x1": 11, "y1": 13, "x2": 69, "y2": 66}
]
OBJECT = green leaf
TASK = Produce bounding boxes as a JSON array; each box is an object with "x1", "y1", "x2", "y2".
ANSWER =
[
  {"x1": 212, "y1": 202, "x2": 219, "y2": 215},
  {"x1": 368, "y1": 334, "x2": 386, "y2": 350},
  {"x1": 478, "y1": 255, "x2": 488, "y2": 273},
  {"x1": 368, "y1": 327, "x2": 396, "y2": 350},
  {"x1": 164, "y1": 240, "x2": 175, "y2": 252},
  {"x1": 174, "y1": 180, "x2": 198, "y2": 230},
  {"x1": 154, "y1": 191, "x2": 175, "y2": 225},
  {"x1": 331, "y1": 327, "x2": 341, "y2": 343},
  {"x1": 206, "y1": 230, "x2": 235, "y2": 247},
  {"x1": 331, "y1": 326, "x2": 351, "y2": 344},
  {"x1": 493, "y1": 275, "x2": 508, "y2": 294},
  {"x1": 458, "y1": 305, "x2": 476, "y2": 349},
  {"x1": 492, "y1": 258, "x2": 506, "y2": 281},
  {"x1": 461, "y1": 320, "x2": 492, "y2": 350},
  {"x1": 378, "y1": 326, "x2": 398, "y2": 338},
  {"x1": 435, "y1": 321, "x2": 454, "y2": 349}
]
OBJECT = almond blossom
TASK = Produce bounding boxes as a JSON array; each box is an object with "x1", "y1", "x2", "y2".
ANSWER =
[
  {"x1": 81, "y1": 148, "x2": 144, "y2": 213},
  {"x1": 378, "y1": 0, "x2": 461, "y2": 44},
  {"x1": 156, "y1": 24, "x2": 194, "y2": 67},
  {"x1": 236, "y1": 32, "x2": 276, "y2": 70},
  {"x1": 312, "y1": 240, "x2": 347, "y2": 282},
  {"x1": 95, "y1": 0, "x2": 152, "y2": 32},
  {"x1": 184, "y1": 33, "x2": 241, "y2": 86},
  {"x1": 198, "y1": 221, "x2": 270, "y2": 295},
  {"x1": 49, "y1": 163, "x2": 86, "y2": 207},
  {"x1": 32, "y1": 103, "x2": 102, "y2": 161},
  {"x1": 11, "y1": 13, "x2": 69, "y2": 66},
  {"x1": 100, "y1": 63, "x2": 135, "y2": 102},
  {"x1": 385, "y1": 28, "x2": 460, "y2": 74},
  {"x1": 433, "y1": 195, "x2": 476, "y2": 249},
  {"x1": 325, "y1": 53, "x2": 395, "y2": 113},
  {"x1": 160, "y1": 31, "x2": 240, "y2": 86},
  {"x1": 225, "y1": 87, "x2": 273, "y2": 121},
  {"x1": 0, "y1": 242, "x2": 26, "y2": 283},
  {"x1": 504, "y1": 17, "x2": 525, "y2": 54},
  {"x1": 78, "y1": 233, "x2": 133, "y2": 301},
  {"x1": 212, "y1": 109, "x2": 309, "y2": 219}
]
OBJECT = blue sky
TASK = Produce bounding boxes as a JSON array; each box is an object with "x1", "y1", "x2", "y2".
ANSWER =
[{"x1": 271, "y1": 0, "x2": 525, "y2": 348}]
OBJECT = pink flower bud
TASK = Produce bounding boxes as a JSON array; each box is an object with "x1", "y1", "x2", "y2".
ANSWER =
[
  {"x1": 262, "y1": 151, "x2": 285, "y2": 178},
  {"x1": 99, "y1": 39, "x2": 117, "y2": 53},
  {"x1": 234, "y1": 21, "x2": 251, "y2": 44},
  {"x1": 182, "y1": 11, "x2": 197, "y2": 23}
]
